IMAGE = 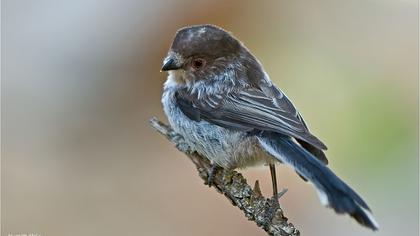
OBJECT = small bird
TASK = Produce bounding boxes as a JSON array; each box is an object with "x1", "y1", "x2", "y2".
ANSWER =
[{"x1": 161, "y1": 24, "x2": 378, "y2": 230}]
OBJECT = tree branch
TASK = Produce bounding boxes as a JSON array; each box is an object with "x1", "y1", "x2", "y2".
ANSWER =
[{"x1": 149, "y1": 117, "x2": 300, "y2": 236}]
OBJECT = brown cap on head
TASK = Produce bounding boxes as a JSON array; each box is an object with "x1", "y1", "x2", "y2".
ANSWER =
[{"x1": 170, "y1": 25, "x2": 241, "y2": 58}]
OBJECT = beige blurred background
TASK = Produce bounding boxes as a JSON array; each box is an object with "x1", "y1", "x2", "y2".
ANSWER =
[{"x1": 1, "y1": 0, "x2": 418, "y2": 235}]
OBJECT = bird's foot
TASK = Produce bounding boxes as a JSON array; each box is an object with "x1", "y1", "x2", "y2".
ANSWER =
[
  {"x1": 271, "y1": 188, "x2": 288, "y2": 207},
  {"x1": 276, "y1": 187, "x2": 288, "y2": 199},
  {"x1": 206, "y1": 163, "x2": 218, "y2": 187}
]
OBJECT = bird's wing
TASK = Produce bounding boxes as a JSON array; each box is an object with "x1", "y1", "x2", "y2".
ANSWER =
[{"x1": 175, "y1": 86, "x2": 327, "y2": 151}]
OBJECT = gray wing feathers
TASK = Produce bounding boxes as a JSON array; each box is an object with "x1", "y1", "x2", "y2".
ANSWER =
[{"x1": 175, "y1": 87, "x2": 327, "y2": 151}]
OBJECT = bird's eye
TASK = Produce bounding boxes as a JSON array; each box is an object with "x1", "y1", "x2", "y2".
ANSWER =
[{"x1": 192, "y1": 58, "x2": 206, "y2": 70}]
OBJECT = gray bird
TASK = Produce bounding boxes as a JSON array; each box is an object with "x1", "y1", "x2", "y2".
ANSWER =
[{"x1": 161, "y1": 24, "x2": 378, "y2": 230}]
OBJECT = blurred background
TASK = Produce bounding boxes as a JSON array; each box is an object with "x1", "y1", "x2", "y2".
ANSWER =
[{"x1": 2, "y1": 0, "x2": 418, "y2": 235}]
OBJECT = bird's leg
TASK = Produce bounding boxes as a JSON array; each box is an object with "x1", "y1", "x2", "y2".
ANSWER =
[
  {"x1": 269, "y1": 164, "x2": 279, "y2": 200},
  {"x1": 207, "y1": 162, "x2": 218, "y2": 187},
  {"x1": 269, "y1": 164, "x2": 288, "y2": 204}
]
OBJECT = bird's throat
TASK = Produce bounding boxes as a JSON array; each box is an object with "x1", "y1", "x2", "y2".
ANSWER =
[{"x1": 166, "y1": 70, "x2": 187, "y2": 87}]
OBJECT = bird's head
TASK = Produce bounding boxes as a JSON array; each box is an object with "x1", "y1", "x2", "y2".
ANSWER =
[{"x1": 161, "y1": 25, "x2": 244, "y2": 85}]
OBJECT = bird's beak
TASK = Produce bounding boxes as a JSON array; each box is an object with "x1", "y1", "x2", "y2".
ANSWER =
[{"x1": 161, "y1": 58, "x2": 181, "y2": 71}]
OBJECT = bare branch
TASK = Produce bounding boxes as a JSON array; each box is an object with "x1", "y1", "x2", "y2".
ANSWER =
[{"x1": 150, "y1": 117, "x2": 300, "y2": 236}]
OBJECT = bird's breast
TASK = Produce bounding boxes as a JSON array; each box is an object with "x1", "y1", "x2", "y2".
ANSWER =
[{"x1": 161, "y1": 87, "x2": 271, "y2": 169}]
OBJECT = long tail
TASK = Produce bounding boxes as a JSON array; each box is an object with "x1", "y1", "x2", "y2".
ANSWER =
[{"x1": 258, "y1": 132, "x2": 379, "y2": 230}]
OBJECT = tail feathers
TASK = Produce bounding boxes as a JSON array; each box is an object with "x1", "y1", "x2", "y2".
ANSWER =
[
  {"x1": 258, "y1": 132, "x2": 379, "y2": 230},
  {"x1": 296, "y1": 139, "x2": 329, "y2": 165}
]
